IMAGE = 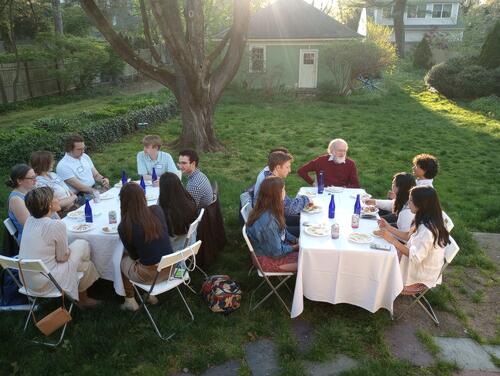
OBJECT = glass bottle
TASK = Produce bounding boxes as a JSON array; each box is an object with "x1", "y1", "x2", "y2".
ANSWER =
[
  {"x1": 317, "y1": 170, "x2": 324, "y2": 194},
  {"x1": 84, "y1": 199, "x2": 93, "y2": 223},
  {"x1": 328, "y1": 194, "x2": 335, "y2": 219}
]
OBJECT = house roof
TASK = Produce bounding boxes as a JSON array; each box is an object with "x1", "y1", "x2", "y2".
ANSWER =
[{"x1": 240, "y1": 0, "x2": 361, "y2": 40}]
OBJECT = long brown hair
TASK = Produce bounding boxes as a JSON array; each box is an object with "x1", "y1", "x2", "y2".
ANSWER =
[
  {"x1": 411, "y1": 186, "x2": 449, "y2": 248},
  {"x1": 120, "y1": 183, "x2": 164, "y2": 244},
  {"x1": 392, "y1": 172, "x2": 416, "y2": 215},
  {"x1": 247, "y1": 176, "x2": 285, "y2": 230}
]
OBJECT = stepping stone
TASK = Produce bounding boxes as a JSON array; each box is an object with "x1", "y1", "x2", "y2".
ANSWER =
[
  {"x1": 245, "y1": 339, "x2": 279, "y2": 376},
  {"x1": 433, "y1": 337, "x2": 500, "y2": 372},
  {"x1": 482, "y1": 345, "x2": 500, "y2": 359},
  {"x1": 303, "y1": 354, "x2": 358, "y2": 376},
  {"x1": 453, "y1": 372, "x2": 500, "y2": 376},
  {"x1": 384, "y1": 321, "x2": 434, "y2": 367},
  {"x1": 292, "y1": 318, "x2": 315, "y2": 354},
  {"x1": 201, "y1": 360, "x2": 240, "y2": 376}
]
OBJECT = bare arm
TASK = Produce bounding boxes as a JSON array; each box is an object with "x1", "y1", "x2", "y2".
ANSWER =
[
  {"x1": 378, "y1": 217, "x2": 410, "y2": 241},
  {"x1": 64, "y1": 177, "x2": 94, "y2": 194},
  {"x1": 58, "y1": 192, "x2": 78, "y2": 210},
  {"x1": 9, "y1": 197, "x2": 30, "y2": 226},
  {"x1": 91, "y1": 167, "x2": 109, "y2": 189}
]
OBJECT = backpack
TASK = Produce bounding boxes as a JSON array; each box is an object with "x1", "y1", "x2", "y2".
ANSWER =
[{"x1": 201, "y1": 275, "x2": 241, "y2": 314}]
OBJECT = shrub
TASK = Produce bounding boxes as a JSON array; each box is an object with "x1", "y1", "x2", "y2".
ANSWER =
[
  {"x1": 469, "y1": 95, "x2": 500, "y2": 119},
  {"x1": 413, "y1": 37, "x2": 433, "y2": 69},
  {"x1": 479, "y1": 21, "x2": 500, "y2": 69},
  {"x1": 0, "y1": 101, "x2": 178, "y2": 169},
  {"x1": 425, "y1": 56, "x2": 496, "y2": 99}
]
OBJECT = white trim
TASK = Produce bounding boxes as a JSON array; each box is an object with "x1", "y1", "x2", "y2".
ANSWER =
[
  {"x1": 298, "y1": 49, "x2": 318, "y2": 89},
  {"x1": 247, "y1": 38, "x2": 360, "y2": 44},
  {"x1": 248, "y1": 44, "x2": 266, "y2": 73}
]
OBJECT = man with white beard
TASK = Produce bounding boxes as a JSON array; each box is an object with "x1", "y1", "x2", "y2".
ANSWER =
[{"x1": 297, "y1": 138, "x2": 360, "y2": 188}]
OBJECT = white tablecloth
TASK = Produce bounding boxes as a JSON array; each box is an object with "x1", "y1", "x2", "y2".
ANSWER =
[
  {"x1": 291, "y1": 187, "x2": 403, "y2": 318},
  {"x1": 62, "y1": 184, "x2": 159, "y2": 296}
]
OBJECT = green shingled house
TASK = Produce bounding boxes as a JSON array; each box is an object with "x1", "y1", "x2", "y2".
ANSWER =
[{"x1": 229, "y1": 0, "x2": 361, "y2": 89}]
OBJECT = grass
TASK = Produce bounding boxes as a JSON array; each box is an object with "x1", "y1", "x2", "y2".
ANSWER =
[{"x1": 0, "y1": 69, "x2": 499, "y2": 375}]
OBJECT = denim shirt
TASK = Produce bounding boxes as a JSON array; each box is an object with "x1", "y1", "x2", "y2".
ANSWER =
[{"x1": 246, "y1": 211, "x2": 297, "y2": 258}]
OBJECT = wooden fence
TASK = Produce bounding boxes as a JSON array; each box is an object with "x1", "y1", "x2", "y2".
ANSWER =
[{"x1": 0, "y1": 48, "x2": 165, "y2": 104}]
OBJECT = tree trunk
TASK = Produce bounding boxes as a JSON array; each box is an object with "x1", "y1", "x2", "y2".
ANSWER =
[
  {"x1": 24, "y1": 61, "x2": 34, "y2": 98},
  {"x1": 52, "y1": 0, "x2": 64, "y2": 35},
  {"x1": 0, "y1": 70, "x2": 8, "y2": 104},
  {"x1": 393, "y1": 0, "x2": 406, "y2": 58}
]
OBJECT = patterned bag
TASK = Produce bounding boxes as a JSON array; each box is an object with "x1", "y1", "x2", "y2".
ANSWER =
[{"x1": 201, "y1": 275, "x2": 241, "y2": 314}]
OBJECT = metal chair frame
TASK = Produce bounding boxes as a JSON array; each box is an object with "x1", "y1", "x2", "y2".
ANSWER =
[
  {"x1": 130, "y1": 241, "x2": 202, "y2": 340},
  {"x1": 182, "y1": 209, "x2": 207, "y2": 285},
  {"x1": 396, "y1": 236, "x2": 459, "y2": 326},
  {"x1": 0, "y1": 256, "x2": 79, "y2": 347},
  {"x1": 242, "y1": 226, "x2": 294, "y2": 314}
]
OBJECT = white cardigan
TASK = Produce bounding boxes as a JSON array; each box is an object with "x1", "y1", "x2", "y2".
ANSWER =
[
  {"x1": 399, "y1": 224, "x2": 445, "y2": 288},
  {"x1": 375, "y1": 199, "x2": 414, "y2": 232}
]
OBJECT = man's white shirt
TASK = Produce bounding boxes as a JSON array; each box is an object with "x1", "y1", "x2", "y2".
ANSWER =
[{"x1": 56, "y1": 153, "x2": 96, "y2": 193}]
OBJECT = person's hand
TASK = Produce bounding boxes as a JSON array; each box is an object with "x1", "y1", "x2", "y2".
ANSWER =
[
  {"x1": 387, "y1": 190, "x2": 396, "y2": 200},
  {"x1": 152, "y1": 180, "x2": 159, "y2": 188},
  {"x1": 380, "y1": 230, "x2": 394, "y2": 243},
  {"x1": 102, "y1": 177, "x2": 110, "y2": 189},
  {"x1": 364, "y1": 198, "x2": 376, "y2": 206},
  {"x1": 292, "y1": 243, "x2": 300, "y2": 252},
  {"x1": 377, "y1": 217, "x2": 389, "y2": 229}
]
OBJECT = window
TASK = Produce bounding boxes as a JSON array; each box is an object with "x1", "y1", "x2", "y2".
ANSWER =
[
  {"x1": 432, "y1": 3, "x2": 452, "y2": 18},
  {"x1": 407, "y1": 4, "x2": 427, "y2": 18},
  {"x1": 382, "y1": 6, "x2": 393, "y2": 18},
  {"x1": 249, "y1": 46, "x2": 265, "y2": 73},
  {"x1": 303, "y1": 52, "x2": 315, "y2": 65}
]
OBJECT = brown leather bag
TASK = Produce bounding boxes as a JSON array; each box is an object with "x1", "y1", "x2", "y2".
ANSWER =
[{"x1": 18, "y1": 261, "x2": 72, "y2": 336}]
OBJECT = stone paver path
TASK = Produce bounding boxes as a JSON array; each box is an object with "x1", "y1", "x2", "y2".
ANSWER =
[
  {"x1": 303, "y1": 355, "x2": 359, "y2": 376},
  {"x1": 384, "y1": 321, "x2": 434, "y2": 367},
  {"x1": 245, "y1": 339, "x2": 280, "y2": 376},
  {"x1": 433, "y1": 337, "x2": 500, "y2": 372},
  {"x1": 201, "y1": 360, "x2": 240, "y2": 376}
]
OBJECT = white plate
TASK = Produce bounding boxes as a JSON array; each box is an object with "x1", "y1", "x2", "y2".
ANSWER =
[
  {"x1": 351, "y1": 193, "x2": 372, "y2": 200},
  {"x1": 303, "y1": 190, "x2": 317, "y2": 197},
  {"x1": 101, "y1": 225, "x2": 118, "y2": 234},
  {"x1": 348, "y1": 233, "x2": 374, "y2": 244},
  {"x1": 145, "y1": 194, "x2": 158, "y2": 201},
  {"x1": 114, "y1": 179, "x2": 131, "y2": 188},
  {"x1": 305, "y1": 225, "x2": 329, "y2": 237},
  {"x1": 362, "y1": 206, "x2": 379, "y2": 215},
  {"x1": 134, "y1": 180, "x2": 153, "y2": 186},
  {"x1": 66, "y1": 210, "x2": 102, "y2": 219},
  {"x1": 99, "y1": 191, "x2": 115, "y2": 200},
  {"x1": 372, "y1": 230, "x2": 382, "y2": 238},
  {"x1": 325, "y1": 186, "x2": 345, "y2": 193},
  {"x1": 70, "y1": 224, "x2": 93, "y2": 233},
  {"x1": 302, "y1": 205, "x2": 322, "y2": 214}
]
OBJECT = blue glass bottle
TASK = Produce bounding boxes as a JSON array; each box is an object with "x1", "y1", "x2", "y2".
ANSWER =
[
  {"x1": 317, "y1": 170, "x2": 324, "y2": 194},
  {"x1": 140, "y1": 176, "x2": 146, "y2": 194},
  {"x1": 84, "y1": 199, "x2": 93, "y2": 223},
  {"x1": 354, "y1": 194, "x2": 361, "y2": 215},
  {"x1": 121, "y1": 170, "x2": 127, "y2": 186},
  {"x1": 151, "y1": 167, "x2": 158, "y2": 183},
  {"x1": 328, "y1": 194, "x2": 335, "y2": 219}
]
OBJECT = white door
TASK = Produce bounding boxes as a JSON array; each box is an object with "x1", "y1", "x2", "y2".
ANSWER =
[{"x1": 298, "y1": 49, "x2": 318, "y2": 88}]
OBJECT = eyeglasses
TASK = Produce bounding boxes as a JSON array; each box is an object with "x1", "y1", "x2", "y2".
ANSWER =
[
  {"x1": 24, "y1": 176, "x2": 37, "y2": 181},
  {"x1": 177, "y1": 161, "x2": 190, "y2": 165}
]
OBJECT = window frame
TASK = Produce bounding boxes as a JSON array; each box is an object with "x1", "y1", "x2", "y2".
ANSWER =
[
  {"x1": 382, "y1": 6, "x2": 393, "y2": 19},
  {"x1": 432, "y1": 3, "x2": 452, "y2": 18},
  {"x1": 248, "y1": 45, "x2": 266, "y2": 74},
  {"x1": 406, "y1": 4, "x2": 427, "y2": 18}
]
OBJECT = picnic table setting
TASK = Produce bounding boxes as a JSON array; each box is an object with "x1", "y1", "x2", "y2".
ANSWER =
[{"x1": 291, "y1": 185, "x2": 403, "y2": 318}]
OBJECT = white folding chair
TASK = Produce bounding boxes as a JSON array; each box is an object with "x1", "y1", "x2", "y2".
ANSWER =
[
  {"x1": 4, "y1": 217, "x2": 17, "y2": 237},
  {"x1": 130, "y1": 241, "x2": 202, "y2": 340},
  {"x1": 442, "y1": 211, "x2": 454, "y2": 232},
  {"x1": 0, "y1": 256, "x2": 80, "y2": 347},
  {"x1": 242, "y1": 226, "x2": 294, "y2": 314},
  {"x1": 183, "y1": 209, "x2": 207, "y2": 282},
  {"x1": 240, "y1": 202, "x2": 251, "y2": 224},
  {"x1": 396, "y1": 236, "x2": 460, "y2": 326}
]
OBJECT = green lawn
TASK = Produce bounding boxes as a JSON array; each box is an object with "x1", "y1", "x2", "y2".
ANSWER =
[{"x1": 0, "y1": 71, "x2": 498, "y2": 375}]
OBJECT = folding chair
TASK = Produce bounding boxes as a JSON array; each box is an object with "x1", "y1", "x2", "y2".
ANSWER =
[
  {"x1": 3, "y1": 218, "x2": 17, "y2": 238},
  {"x1": 396, "y1": 236, "x2": 459, "y2": 326},
  {"x1": 182, "y1": 209, "x2": 207, "y2": 283},
  {"x1": 242, "y1": 226, "x2": 294, "y2": 314},
  {"x1": 442, "y1": 211, "x2": 454, "y2": 232},
  {"x1": 130, "y1": 241, "x2": 202, "y2": 340},
  {"x1": 240, "y1": 203, "x2": 256, "y2": 276},
  {"x1": 0, "y1": 255, "x2": 80, "y2": 347}
]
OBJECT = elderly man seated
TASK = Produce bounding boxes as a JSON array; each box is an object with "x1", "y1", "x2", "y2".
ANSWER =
[{"x1": 297, "y1": 138, "x2": 360, "y2": 188}]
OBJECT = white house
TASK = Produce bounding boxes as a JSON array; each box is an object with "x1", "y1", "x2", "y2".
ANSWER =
[{"x1": 372, "y1": 0, "x2": 464, "y2": 45}]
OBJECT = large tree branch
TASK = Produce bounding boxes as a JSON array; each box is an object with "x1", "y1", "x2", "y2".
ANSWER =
[
  {"x1": 80, "y1": 0, "x2": 175, "y2": 87},
  {"x1": 185, "y1": 0, "x2": 204, "y2": 68},
  {"x1": 204, "y1": 27, "x2": 231, "y2": 74},
  {"x1": 139, "y1": 0, "x2": 162, "y2": 65},
  {"x1": 210, "y1": 0, "x2": 250, "y2": 103}
]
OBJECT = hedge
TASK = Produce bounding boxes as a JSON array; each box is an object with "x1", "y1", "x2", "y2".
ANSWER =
[{"x1": 0, "y1": 101, "x2": 178, "y2": 169}]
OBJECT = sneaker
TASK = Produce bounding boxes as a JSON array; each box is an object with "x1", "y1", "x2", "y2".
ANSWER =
[
  {"x1": 147, "y1": 295, "x2": 159, "y2": 305},
  {"x1": 120, "y1": 298, "x2": 139, "y2": 311}
]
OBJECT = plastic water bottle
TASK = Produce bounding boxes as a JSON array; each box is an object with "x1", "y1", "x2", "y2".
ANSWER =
[
  {"x1": 121, "y1": 170, "x2": 127, "y2": 186},
  {"x1": 84, "y1": 199, "x2": 93, "y2": 223},
  {"x1": 328, "y1": 194, "x2": 335, "y2": 219},
  {"x1": 140, "y1": 176, "x2": 146, "y2": 194},
  {"x1": 317, "y1": 170, "x2": 324, "y2": 194},
  {"x1": 152, "y1": 167, "x2": 158, "y2": 183}
]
